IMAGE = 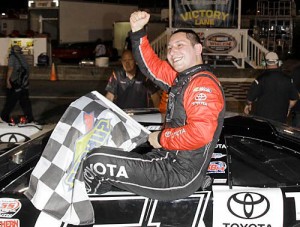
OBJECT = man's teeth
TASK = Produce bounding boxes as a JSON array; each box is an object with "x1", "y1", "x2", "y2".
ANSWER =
[{"x1": 174, "y1": 57, "x2": 182, "y2": 63}]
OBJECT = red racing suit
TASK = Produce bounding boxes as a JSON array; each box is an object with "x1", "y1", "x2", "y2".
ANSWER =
[
  {"x1": 131, "y1": 29, "x2": 225, "y2": 153},
  {"x1": 83, "y1": 29, "x2": 225, "y2": 201}
]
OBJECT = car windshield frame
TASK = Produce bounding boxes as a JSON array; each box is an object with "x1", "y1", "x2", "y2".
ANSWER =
[{"x1": 270, "y1": 119, "x2": 300, "y2": 141}]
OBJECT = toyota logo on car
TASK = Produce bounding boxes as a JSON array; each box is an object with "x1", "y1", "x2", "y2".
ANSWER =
[{"x1": 227, "y1": 192, "x2": 270, "y2": 219}]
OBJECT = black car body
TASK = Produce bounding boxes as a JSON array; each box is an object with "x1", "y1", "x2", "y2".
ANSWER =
[{"x1": 0, "y1": 111, "x2": 300, "y2": 227}]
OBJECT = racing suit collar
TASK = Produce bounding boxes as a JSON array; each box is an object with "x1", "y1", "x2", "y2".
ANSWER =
[{"x1": 177, "y1": 64, "x2": 212, "y2": 79}]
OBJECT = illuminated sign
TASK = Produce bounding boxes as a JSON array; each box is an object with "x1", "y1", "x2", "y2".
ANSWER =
[
  {"x1": 204, "y1": 33, "x2": 237, "y2": 53},
  {"x1": 28, "y1": 0, "x2": 59, "y2": 8}
]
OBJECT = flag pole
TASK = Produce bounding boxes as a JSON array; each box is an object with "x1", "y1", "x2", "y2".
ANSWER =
[
  {"x1": 169, "y1": 0, "x2": 172, "y2": 28},
  {"x1": 238, "y1": 0, "x2": 241, "y2": 29}
]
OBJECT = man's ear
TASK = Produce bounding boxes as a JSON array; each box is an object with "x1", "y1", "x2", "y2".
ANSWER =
[{"x1": 194, "y1": 43, "x2": 202, "y2": 56}]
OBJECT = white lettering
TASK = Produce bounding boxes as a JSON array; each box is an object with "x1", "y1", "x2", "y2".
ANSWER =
[
  {"x1": 107, "y1": 164, "x2": 117, "y2": 176},
  {"x1": 193, "y1": 87, "x2": 212, "y2": 93},
  {"x1": 195, "y1": 93, "x2": 207, "y2": 101},
  {"x1": 84, "y1": 162, "x2": 129, "y2": 180},
  {"x1": 116, "y1": 166, "x2": 129, "y2": 178},
  {"x1": 94, "y1": 162, "x2": 106, "y2": 175},
  {"x1": 215, "y1": 144, "x2": 226, "y2": 149},
  {"x1": 83, "y1": 164, "x2": 96, "y2": 183},
  {"x1": 192, "y1": 101, "x2": 208, "y2": 106}
]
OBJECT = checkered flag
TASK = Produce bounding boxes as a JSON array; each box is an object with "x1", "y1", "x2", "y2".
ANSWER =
[{"x1": 25, "y1": 91, "x2": 150, "y2": 225}]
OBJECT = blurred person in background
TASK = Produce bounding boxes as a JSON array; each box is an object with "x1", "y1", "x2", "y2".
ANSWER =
[
  {"x1": 105, "y1": 49, "x2": 160, "y2": 109},
  {"x1": 0, "y1": 45, "x2": 34, "y2": 123},
  {"x1": 244, "y1": 51, "x2": 298, "y2": 123}
]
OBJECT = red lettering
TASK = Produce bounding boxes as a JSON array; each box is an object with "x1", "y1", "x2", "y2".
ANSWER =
[{"x1": 0, "y1": 219, "x2": 19, "y2": 227}]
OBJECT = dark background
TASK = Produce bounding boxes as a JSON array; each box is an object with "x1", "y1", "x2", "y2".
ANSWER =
[
  {"x1": 1, "y1": 0, "x2": 259, "y2": 13},
  {"x1": 1, "y1": 0, "x2": 27, "y2": 10}
]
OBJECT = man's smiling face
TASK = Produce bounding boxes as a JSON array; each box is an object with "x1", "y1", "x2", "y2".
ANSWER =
[{"x1": 167, "y1": 32, "x2": 198, "y2": 73}]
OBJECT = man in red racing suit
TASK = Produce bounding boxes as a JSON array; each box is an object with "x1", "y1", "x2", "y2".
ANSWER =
[{"x1": 83, "y1": 11, "x2": 225, "y2": 201}]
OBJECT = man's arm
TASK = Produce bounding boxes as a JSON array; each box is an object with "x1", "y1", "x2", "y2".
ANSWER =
[
  {"x1": 289, "y1": 100, "x2": 297, "y2": 109},
  {"x1": 288, "y1": 99, "x2": 298, "y2": 116},
  {"x1": 6, "y1": 67, "x2": 13, "y2": 89},
  {"x1": 244, "y1": 100, "x2": 252, "y2": 115},
  {"x1": 130, "y1": 11, "x2": 176, "y2": 90},
  {"x1": 150, "y1": 91, "x2": 161, "y2": 108},
  {"x1": 244, "y1": 78, "x2": 262, "y2": 115},
  {"x1": 105, "y1": 70, "x2": 119, "y2": 102}
]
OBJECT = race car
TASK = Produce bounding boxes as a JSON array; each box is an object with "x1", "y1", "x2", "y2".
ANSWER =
[
  {"x1": 0, "y1": 120, "x2": 55, "y2": 158},
  {"x1": 0, "y1": 110, "x2": 299, "y2": 227}
]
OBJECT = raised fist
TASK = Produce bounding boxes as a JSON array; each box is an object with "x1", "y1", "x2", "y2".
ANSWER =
[{"x1": 130, "y1": 11, "x2": 150, "y2": 32}]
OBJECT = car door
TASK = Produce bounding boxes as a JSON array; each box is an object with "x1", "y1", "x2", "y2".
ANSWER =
[{"x1": 219, "y1": 135, "x2": 300, "y2": 227}]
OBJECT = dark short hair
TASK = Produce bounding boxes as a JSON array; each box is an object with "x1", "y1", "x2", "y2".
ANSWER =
[{"x1": 172, "y1": 29, "x2": 201, "y2": 46}]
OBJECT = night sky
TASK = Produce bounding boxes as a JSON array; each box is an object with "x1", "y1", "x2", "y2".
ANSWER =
[
  {"x1": 0, "y1": 0, "x2": 262, "y2": 13},
  {"x1": 1, "y1": 0, "x2": 27, "y2": 10}
]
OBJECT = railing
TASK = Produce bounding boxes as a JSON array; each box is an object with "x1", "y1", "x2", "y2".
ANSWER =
[
  {"x1": 246, "y1": 35, "x2": 269, "y2": 69},
  {"x1": 256, "y1": 0, "x2": 296, "y2": 17},
  {"x1": 151, "y1": 30, "x2": 171, "y2": 60},
  {"x1": 150, "y1": 28, "x2": 268, "y2": 69}
]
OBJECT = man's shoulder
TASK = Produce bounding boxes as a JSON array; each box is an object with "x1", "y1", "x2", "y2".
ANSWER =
[
  {"x1": 260, "y1": 69, "x2": 293, "y2": 84},
  {"x1": 188, "y1": 69, "x2": 221, "y2": 87},
  {"x1": 259, "y1": 68, "x2": 282, "y2": 77},
  {"x1": 135, "y1": 68, "x2": 147, "y2": 80},
  {"x1": 8, "y1": 54, "x2": 19, "y2": 65},
  {"x1": 274, "y1": 70, "x2": 292, "y2": 80},
  {"x1": 10, "y1": 53, "x2": 27, "y2": 62},
  {"x1": 113, "y1": 67, "x2": 126, "y2": 78}
]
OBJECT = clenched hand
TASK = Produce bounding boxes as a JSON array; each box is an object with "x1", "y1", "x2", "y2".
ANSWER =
[
  {"x1": 148, "y1": 131, "x2": 162, "y2": 149},
  {"x1": 130, "y1": 11, "x2": 150, "y2": 32}
]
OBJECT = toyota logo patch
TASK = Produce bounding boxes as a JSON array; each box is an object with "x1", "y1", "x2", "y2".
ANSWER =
[{"x1": 227, "y1": 192, "x2": 270, "y2": 219}]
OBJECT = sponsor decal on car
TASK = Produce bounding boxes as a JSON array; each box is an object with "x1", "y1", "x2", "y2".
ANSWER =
[
  {"x1": 213, "y1": 178, "x2": 227, "y2": 184},
  {"x1": 0, "y1": 219, "x2": 20, "y2": 227},
  {"x1": 211, "y1": 152, "x2": 227, "y2": 159},
  {"x1": 208, "y1": 161, "x2": 227, "y2": 173},
  {"x1": 0, "y1": 198, "x2": 21, "y2": 218},
  {"x1": 213, "y1": 187, "x2": 283, "y2": 227},
  {"x1": 215, "y1": 144, "x2": 227, "y2": 149},
  {"x1": 0, "y1": 133, "x2": 29, "y2": 143},
  {"x1": 227, "y1": 192, "x2": 270, "y2": 219}
]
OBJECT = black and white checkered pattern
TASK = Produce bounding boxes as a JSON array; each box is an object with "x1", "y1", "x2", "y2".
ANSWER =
[{"x1": 25, "y1": 91, "x2": 150, "y2": 225}]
